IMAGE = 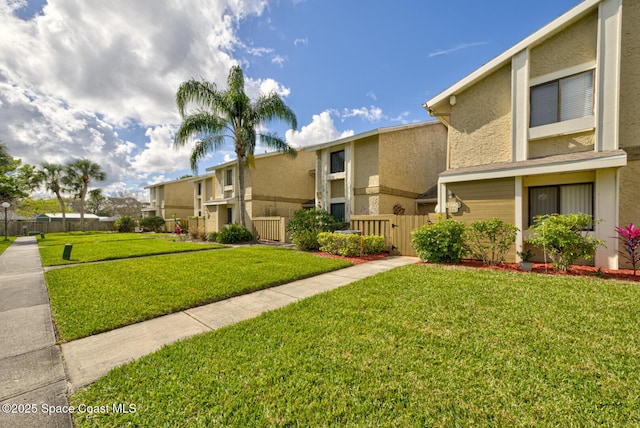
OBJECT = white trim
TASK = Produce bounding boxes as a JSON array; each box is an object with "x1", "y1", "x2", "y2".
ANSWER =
[
  {"x1": 529, "y1": 61, "x2": 596, "y2": 87},
  {"x1": 515, "y1": 177, "x2": 524, "y2": 261},
  {"x1": 425, "y1": 0, "x2": 602, "y2": 110},
  {"x1": 440, "y1": 153, "x2": 626, "y2": 184},
  {"x1": 594, "y1": 168, "x2": 619, "y2": 269},
  {"x1": 528, "y1": 115, "x2": 596, "y2": 140},
  {"x1": 595, "y1": 0, "x2": 622, "y2": 152},
  {"x1": 512, "y1": 49, "x2": 530, "y2": 162}
]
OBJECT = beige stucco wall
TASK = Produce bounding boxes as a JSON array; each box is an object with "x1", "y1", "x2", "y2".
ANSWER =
[
  {"x1": 353, "y1": 136, "x2": 380, "y2": 193},
  {"x1": 246, "y1": 150, "x2": 315, "y2": 204},
  {"x1": 529, "y1": 11, "x2": 597, "y2": 79},
  {"x1": 378, "y1": 122, "x2": 446, "y2": 195},
  {"x1": 619, "y1": 160, "x2": 640, "y2": 268},
  {"x1": 528, "y1": 132, "x2": 595, "y2": 159},
  {"x1": 159, "y1": 179, "x2": 194, "y2": 220},
  {"x1": 620, "y1": 0, "x2": 640, "y2": 149},
  {"x1": 448, "y1": 65, "x2": 512, "y2": 169}
]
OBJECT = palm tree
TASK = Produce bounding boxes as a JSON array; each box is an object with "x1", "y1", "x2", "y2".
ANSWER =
[
  {"x1": 36, "y1": 163, "x2": 69, "y2": 230},
  {"x1": 64, "y1": 159, "x2": 107, "y2": 231},
  {"x1": 174, "y1": 65, "x2": 297, "y2": 227}
]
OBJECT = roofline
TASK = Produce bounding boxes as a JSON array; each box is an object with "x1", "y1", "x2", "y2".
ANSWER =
[
  {"x1": 423, "y1": 0, "x2": 602, "y2": 113},
  {"x1": 303, "y1": 120, "x2": 441, "y2": 152},
  {"x1": 204, "y1": 148, "x2": 304, "y2": 172},
  {"x1": 143, "y1": 175, "x2": 196, "y2": 189}
]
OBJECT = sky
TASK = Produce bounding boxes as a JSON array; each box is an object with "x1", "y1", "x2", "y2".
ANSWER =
[{"x1": 0, "y1": 0, "x2": 583, "y2": 199}]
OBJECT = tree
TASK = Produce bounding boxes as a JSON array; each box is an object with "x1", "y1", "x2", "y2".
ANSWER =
[
  {"x1": 174, "y1": 65, "x2": 297, "y2": 227},
  {"x1": 64, "y1": 159, "x2": 107, "y2": 231},
  {"x1": 35, "y1": 163, "x2": 69, "y2": 229},
  {"x1": 87, "y1": 188, "x2": 106, "y2": 215},
  {"x1": 0, "y1": 143, "x2": 37, "y2": 203}
]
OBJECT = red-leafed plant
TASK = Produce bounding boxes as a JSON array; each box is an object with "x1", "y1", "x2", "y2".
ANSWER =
[{"x1": 615, "y1": 223, "x2": 640, "y2": 275}]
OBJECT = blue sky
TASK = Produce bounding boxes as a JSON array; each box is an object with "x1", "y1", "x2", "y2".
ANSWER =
[{"x1": 0, "y1": 0, "x2": 581, "y2": 198}]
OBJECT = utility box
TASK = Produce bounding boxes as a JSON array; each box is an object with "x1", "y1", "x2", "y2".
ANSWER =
[{"x1": 62, "y1": 244, "x2": 73, "y2": 260}]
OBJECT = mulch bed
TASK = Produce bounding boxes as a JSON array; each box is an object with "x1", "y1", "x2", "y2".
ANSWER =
[
  {"x1": 313, "y1": 252, "x2": 640, "y2": 282},
  {"x1": 419, "y1": 259, "x2": 640, "y2": 283}
]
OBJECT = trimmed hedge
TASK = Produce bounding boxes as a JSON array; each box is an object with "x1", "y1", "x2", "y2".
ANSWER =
[{"x1": 317, "y1": 232, "x2": 385, "y2": 257}]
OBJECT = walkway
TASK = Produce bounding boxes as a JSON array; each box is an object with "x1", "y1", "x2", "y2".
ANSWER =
[
  {"x1": 0, "y1": 236, "x2": 418, "y2": 425},
  {"x1": 0, "y1": 237, "x2": 72, "y2": 428}
]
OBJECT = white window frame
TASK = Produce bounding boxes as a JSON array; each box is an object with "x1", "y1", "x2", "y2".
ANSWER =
[{"x1": 528, "y1": 62, "x2": 596, "y2": 141}]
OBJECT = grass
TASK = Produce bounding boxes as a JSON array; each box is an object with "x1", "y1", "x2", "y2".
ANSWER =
[
  {"x1": 46, "y1": 246, "x2": 351, "y2": 342},
  {"x1": 0, "y1": 236, "x2": 15, "y2": 255},
  {"x1": 38, "y1": 232, "x2": 220, "y2": 266},
  {"x1": 72, "y1": 265, "x2": 640, "y2": 427}
]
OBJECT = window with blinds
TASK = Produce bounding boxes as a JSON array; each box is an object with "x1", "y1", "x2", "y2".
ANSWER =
[
  {"x1": 530, "y1": 70, "x2": 594, "y2": 128},
  {"x1": 528, "y1": 183, "x2": 594, "y2": 229}
]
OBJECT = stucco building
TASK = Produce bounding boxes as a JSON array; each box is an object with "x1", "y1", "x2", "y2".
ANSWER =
[
  {"x1": 424, "y1": 0, "x2": 639, "y2": 268},
  {"x1": 305, "y1": 121, "x2": 447, "y2": 222},
  {"x1": 142, "y1": 177, "x2": 194, "y2": 221}
]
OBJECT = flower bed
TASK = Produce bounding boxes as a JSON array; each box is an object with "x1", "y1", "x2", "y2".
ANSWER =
[
  {"x1": 313, "y1": 252, "x2": 390, "y2": 265},
  {"x1": 420, "y1": 259, "x2": 640, "y2": 282}
]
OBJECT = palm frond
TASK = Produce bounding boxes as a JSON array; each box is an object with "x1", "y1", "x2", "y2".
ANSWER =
[
  {"x1": 175, "y1": 80, "x2": 219, "y2": 118},
  {"x1": 173, "y1": 112, "x2": 227, "y2": 148},
  {"x1": 259, "y1": 132, "x2": 297, "y2": 159},
  {"x1": 254, "y1": 92, "x2": 298, "y2": 130}
]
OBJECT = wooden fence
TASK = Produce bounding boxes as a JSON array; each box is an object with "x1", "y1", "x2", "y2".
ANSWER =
[
  {"x1": 252, "y1": 217, "x2": 288, "y2": 242},
  {"x1": 350, "y1": 214, "x2": 439, "y2": 257},
  {"x1": 5, "y1": 220, "x2": 115, "y2": 235}
]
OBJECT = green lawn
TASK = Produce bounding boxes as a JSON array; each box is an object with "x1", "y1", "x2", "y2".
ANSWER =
[
  {"x1": 72, "y1": 265, "x2": 640, "y2": 427},
  {"x1": 46, "y1": 246, "x2": 351, "y2": 342},
  {"x1": 38, "y1": 232, "x2": 219, "y2": 266},
  {"x1": 0, "y1": 236, "x2": 15, "y2": 255}
]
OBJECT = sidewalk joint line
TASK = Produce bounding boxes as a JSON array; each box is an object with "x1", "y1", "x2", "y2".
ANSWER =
[{"x1": 182, "y1": 310, "x2": 216, "y2": 331}]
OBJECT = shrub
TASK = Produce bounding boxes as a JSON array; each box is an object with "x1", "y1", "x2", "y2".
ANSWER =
[
  {"x1": 614, "y1": 223, "x2": 640, "y2": 275},
  {"x1": 362, "y1": 235, "x2": 385, "y2": 255},
  {"x1": 139, "y1": 216, "x2": 165, "y2": 233},
  {"x1": 114, "y1": 216, "x2": 136, "y2": 233},
  {"x1": 206, "y1": 232, "x2": 218, "y2": 242},
  {"x1": 465, "y1": 218, "x2": 518, "y2": 266},
  {"x1": 189, "y1": 228, "x2": 200, "y2": 240},
  {"x1": 286, "y1": 209, "x2": 336, "y2": 251},
  {"x1": 216, "y1": 224, "x2": 253, "y2": 244},
  {"x1": 411, "y1": 218, "x2": 467, "y2": 263},
  {"x1": 527, "y1": 213, "x2": 604, "y2": 271},
  {"x1": 317, "y1": 232, "x2": 386, "y2": 257}
]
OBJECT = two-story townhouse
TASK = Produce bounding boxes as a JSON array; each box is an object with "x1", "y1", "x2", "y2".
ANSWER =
[
  {"x1": 306, "y1": 121, "x2": 447, "y2": 222},
  {"x1": 192, "y1": 149, "x2": 316, "y2": 234},
  {"x1": 142, "y1": 176, "x2": 194, "y2": 221},
  {"x1": 424, "y1": 0, "x2": 639, "y2": 269}
]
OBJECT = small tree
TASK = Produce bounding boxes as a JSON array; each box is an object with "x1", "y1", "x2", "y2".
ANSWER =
[
  {"x1": 465, "y1": 218, "x2": 518, "y2": 266},
  {"x1": 286, "y1": 208, "x2": 336, "y2": 251},
  {"x1": 139, "y1": 216, "x2": 166, "y2": 233},
  {"x1": 615, "y1": 223, "x2": 640, "y2": 275},
  {"x1": 527, "y1": 213, "x2": 603, "y2": 271},
  {"x1": 115, "y1": 216, "x2": 136, "y2": 233},
  {"x1": 411, "y1": 218, "x2": 467, "y2": 263}
]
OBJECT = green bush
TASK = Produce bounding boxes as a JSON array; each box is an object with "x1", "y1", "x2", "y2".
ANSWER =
[
  {"x1": 139, "y1": 216, "x2": 165, "y2": 233},
  {"x1": 286, "y1": 209, "x2": 336, "y2": 251},
  {"x1": 526, "y1": 213, "x2": 604, "y2": 271},
  {"x1": 216, "y1": 224, "x2": 253, "y2": 244},
  {"x1": 465, "y1": 218, "x2": 518, "y2": 266},
  {"x1": 362, "y1": 235, "x2": 385, "y2": 254},
  {"x1": 206, "y1": 232, "x2": 218, "y2": 242},
  {"x1": 114, "y1": 216, "x2": 136, "y2": 233},
  {"x1": 317, "y1": 232, "x2": 386, "y2": 257},
  {"x1": 411, "y1": 218, "x2": 467, "y2": 263}
]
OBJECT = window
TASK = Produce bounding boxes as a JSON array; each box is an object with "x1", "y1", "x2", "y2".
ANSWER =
[
  {"x1": 530, "y1": 70, "x2": 593, "y2": 128},
  {"x1": 529, "y1": 183, "x2": 593, "y2": 228},
  {"x1": 227, "y1": 207, "x2": 233, "y2": 224},
  {"x1": 330, "y1": 203, "x2": 345, "y2": 222},
  {"x1": 330, "y1": 150, "x2": 345, "y2": 173},
  {"x1": 197, "y1": 183, "x2": 202, "y2": 196},
  {"x1": 225, "y1": 169, "x2": 233, "y2": 186}
]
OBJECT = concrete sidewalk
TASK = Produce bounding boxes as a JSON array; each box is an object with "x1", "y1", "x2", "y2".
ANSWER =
[
  {"x1": 62, "y1": 255, "x2": 417, "y2": 393},
  {"x1": 0, "y1": 237, "x2": 72, "y2": 428}
]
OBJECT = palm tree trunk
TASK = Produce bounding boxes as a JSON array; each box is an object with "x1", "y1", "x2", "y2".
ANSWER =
[
  {"x1": 237, "y1": 157, "x2": 247, "y2": 228},
  {"x1": 56, "y1": 192, "x2": 66, "y2": 231}
]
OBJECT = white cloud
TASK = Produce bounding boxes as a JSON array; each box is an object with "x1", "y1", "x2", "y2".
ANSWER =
[
  {"x1": 131, "y1": 125, "x2": 192, "y2": 174},
  {"x1": 366, "y1": 91, "x2": 377, "y2": 101},
  {"x1": 341, "y1": 106, "x2": 383, "y2": 122},
  {"x1": 286, "y1": 111, "x2": 354, "y2": 148},
  {"x1": 0, "y1": 0, "x2": 281, "y2": 193},
  {"x1": 293, "y1": 37, "x2": 308, "y2": 47},
  {"x1": 272, "y1": 55, "x2": 286, "y2": 66},
  {"x1": 428, "y1": 42, "x2": 487, "y2": 58}
]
